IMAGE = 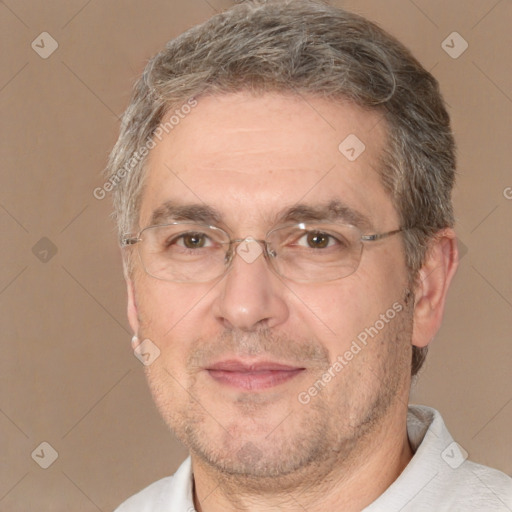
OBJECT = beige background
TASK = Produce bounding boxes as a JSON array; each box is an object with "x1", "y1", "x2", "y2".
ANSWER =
[{"x1": 1, "y1": 0, "x2": 511, "y2": 510}]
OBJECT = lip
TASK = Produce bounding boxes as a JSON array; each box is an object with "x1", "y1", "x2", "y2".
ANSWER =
[{"x1": 206, "y1": 359, "x2": 305, "y2": 391}]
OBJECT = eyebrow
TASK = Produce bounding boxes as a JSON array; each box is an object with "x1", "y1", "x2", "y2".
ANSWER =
[
  {"x1": 148, "y1": 199, "x2": 372, "y2": 231},
  {"x1": 277, "y1": 200, "x2": 373, "y2": 231},
  {"x1": 149, "y1": 201, "x2": 222, "y2": 226}
]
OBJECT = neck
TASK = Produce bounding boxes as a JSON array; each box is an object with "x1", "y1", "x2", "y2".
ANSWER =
[{"x1": 192, "y1": 404, "x2": 413, "y2": 512}]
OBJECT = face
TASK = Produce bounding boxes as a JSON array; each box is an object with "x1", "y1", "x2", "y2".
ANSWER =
[{"x1": 127, "y1": 92, "x2": 414, "y2": 482}]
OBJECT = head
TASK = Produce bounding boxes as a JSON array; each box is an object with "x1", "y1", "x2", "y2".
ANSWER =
[{"x1": 106, "y1": 0, "x2": 458, "y2": 485}]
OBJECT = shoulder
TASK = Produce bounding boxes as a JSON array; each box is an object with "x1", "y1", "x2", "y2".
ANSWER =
[
  {"x1": 447, "y1": 459, "x2": 512, "y2": 510},
  {"x1": 409, "y1": 405, "x2": 512, "y2": 511},
  {"x1": 366, "y1": 406, "x2": 512, "y2": 511},
  {"x1": 395, "y1": 458, "x2": 512, "y2": 512},
  {"x1": 113, "y1": 457, "x2": 194, "y2": 512},
  {"x1": 113, "y1": 476, "x2": 175, "y2": 512}
]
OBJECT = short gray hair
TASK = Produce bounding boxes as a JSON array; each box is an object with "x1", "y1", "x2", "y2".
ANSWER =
[{"x1": 105, "y1": 0, "x2": 456, "y2": 376}]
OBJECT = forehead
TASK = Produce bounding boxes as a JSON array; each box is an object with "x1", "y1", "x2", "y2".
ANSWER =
[{"x1": 139, "y1": 92, "x2": 397, "y2": 231}]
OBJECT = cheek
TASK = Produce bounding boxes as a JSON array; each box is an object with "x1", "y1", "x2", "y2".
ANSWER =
[
  {"x1": 134, "y1": 277, "x2": 218, "y2": 342},
  {"x1": 287, "y1": 281, "x2": 375, "y2": 352},
  {"x1": 287, "y1": 264, "x2": 407, "y2": 357}
]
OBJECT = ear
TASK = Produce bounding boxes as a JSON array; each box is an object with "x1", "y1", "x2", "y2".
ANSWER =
[
  {"x1": 126, "y1": 278, "x2": 140, "y2": 336},
  {"x1": 412, "y1": 229, "x2": 459, "y2": 348}
]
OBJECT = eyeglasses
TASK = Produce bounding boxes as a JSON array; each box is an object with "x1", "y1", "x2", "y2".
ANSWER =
[{"x1": 121, "y1": 221, "x2": 406, "y2": 283}]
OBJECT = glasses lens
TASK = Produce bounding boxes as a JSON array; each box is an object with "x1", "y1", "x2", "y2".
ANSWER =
[
  {"x1": 267, "y1": 223, "x2": 363, "y2": 282},
  {"x1": 139, "y1": 224, "x2": 229, "y2": 282}
]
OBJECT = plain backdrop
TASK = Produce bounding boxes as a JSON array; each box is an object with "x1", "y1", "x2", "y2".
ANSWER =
[{"x1": 1, "y1": 0, "x2": 511, "y2": 510}]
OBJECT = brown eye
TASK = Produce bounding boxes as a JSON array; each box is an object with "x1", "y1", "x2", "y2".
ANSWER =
[
  {"x1": 181, "y1": 233, "x2": 208, "y2": 248},
  {"x1": 306, "y1": 231, "x2": 331, "y2": 249}
]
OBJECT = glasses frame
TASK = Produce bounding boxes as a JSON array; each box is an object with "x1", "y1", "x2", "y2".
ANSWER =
[{"x1": 121, "y1": 221, "x2": 408, "y2": 283}]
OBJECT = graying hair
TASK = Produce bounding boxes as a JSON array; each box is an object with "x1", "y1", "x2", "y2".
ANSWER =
[{"x1": 105, "y1": 0, "x2": 456, "y2": 376}]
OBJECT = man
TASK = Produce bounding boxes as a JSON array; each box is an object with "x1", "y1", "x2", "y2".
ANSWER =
[{"x1": 107, "y1": 1, "x2": 512, "y2": 510}]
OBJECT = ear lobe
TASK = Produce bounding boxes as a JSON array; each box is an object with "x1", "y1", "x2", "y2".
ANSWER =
[
  {"x1": 412, "y1": 229, "x2": 459, "y2": 348},
  {"x1": 126, "y1": 278, "x2": 140, "y2": 336}
]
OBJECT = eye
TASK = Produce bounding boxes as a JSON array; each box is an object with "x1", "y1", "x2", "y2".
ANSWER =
[
  {"x1": 306, "y1": 231, "x2": 331, "y2": 249},
  {"x1": 298, "y1": 231, "x2": 337, "y2": 249},
  {"x1": 174, "y1": 232, "x2": 213, "y2": 249}
]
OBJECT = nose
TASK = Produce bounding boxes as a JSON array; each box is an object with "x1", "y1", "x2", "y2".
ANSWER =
[{"x1": 212, "y1": 239, "x2": 289, "y2": 331}]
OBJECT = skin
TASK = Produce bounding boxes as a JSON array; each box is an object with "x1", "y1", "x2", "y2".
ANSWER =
[{"x1": 125, "y1": 92, "x2": 458, "y2": 511}]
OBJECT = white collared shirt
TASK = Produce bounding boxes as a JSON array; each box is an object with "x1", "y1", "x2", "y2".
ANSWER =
[{"x1": 114, "y1": 405, "x2": 512, "y2": 511}]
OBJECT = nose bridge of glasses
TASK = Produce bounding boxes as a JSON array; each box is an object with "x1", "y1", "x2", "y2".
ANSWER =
[{"x1": 231, "y1": 236, "x2": 268, "y2": 265}]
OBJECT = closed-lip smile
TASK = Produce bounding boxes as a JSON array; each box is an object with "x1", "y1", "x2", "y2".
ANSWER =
[{"x1": 206, "y1": 359, "x2": 305, "y2": 391}]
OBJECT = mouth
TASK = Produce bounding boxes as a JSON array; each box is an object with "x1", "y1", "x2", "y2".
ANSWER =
[{"x1": 206, "y1": 359, "x2": 306, "y2": 391}]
